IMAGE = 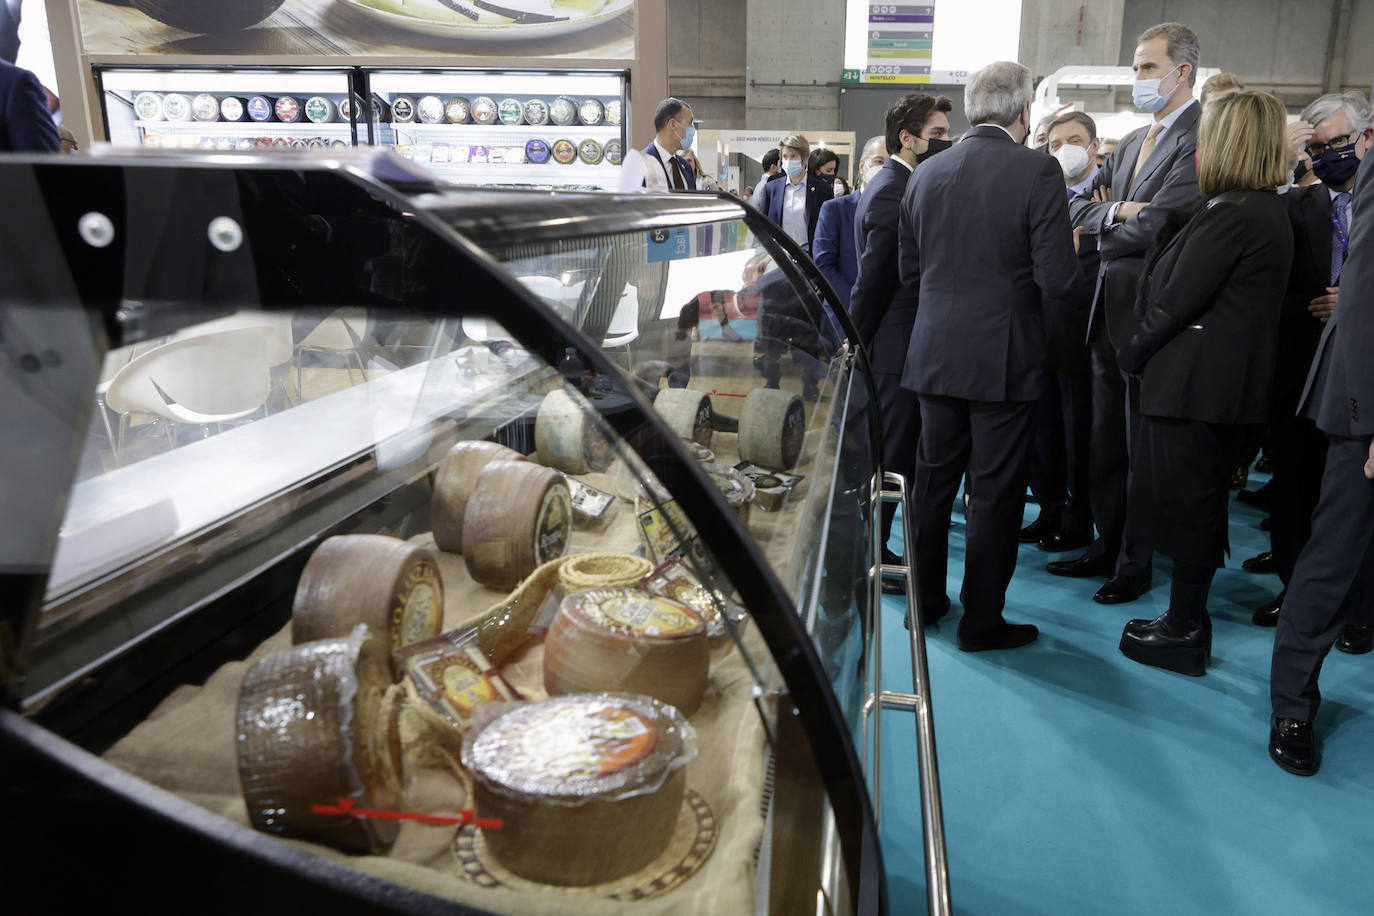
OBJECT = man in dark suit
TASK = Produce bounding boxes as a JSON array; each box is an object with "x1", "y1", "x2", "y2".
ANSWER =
[
  {"x1": 899, "y1": 62, "x2": 1079, "y2": 650},
  {"x1": 1269, "y1": 142, "x2": 1374, "y2": 777},
  {"x1": 1052, "y1": 21, "x2": 1203, "y2": 605},
  {"x1": 849, "y1": 95, "x2": 952, "y2": 596},
  {"x1": 759, "y1": 134, "x2": 833, "y2": 251},
  {"x1": 617, "y1": 97, "x2": 696, "y2": 192},
  {"x1": 1256, "y1": 92, "x2": 1374, "y2": 638},
  {"x1": 0, "y1": 58, "x2": 58, "y2": 153},
  {"x1": 813, "y1": 135, "x2": 886, "y2": 310}
]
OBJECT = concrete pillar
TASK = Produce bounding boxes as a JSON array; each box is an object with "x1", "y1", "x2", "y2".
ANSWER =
[
  {"x1": 1019, "y1": 0, "x2": 1126, "y2": 76},
  {"x1": 744, "y1": 0, "x2": 846, "y2": 131}
]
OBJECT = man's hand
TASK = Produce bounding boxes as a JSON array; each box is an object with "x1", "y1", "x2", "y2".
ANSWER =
[
  {"x1": 1288, "y1": 120, "x2": 1315, "y2": 168},
  {"x1": 1072, "y1": 226, "x2": 1083, "y2": 255},
  {"x1": 1366, "y1": 438, "x2": 1374, "y2": 480},
  {"x1": 1308, "y1": 287, "x2": 1339, "y2": 323},
  {"x1": 1117, "y1": 201, "x2": 1147, "y2": 221},
  {"x1": 1092, "y1": 186, "x2": 1114, "y2": 203}
]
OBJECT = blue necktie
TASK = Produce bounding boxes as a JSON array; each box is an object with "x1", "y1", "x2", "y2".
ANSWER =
[{"x1": 1331, "y1": 191, "x2": 1351, "y2": 286}]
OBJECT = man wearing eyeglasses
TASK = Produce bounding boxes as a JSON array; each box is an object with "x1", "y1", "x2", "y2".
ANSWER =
[{"x1": 1252, "y1": 92, "x2": 1374, "y2": 642}]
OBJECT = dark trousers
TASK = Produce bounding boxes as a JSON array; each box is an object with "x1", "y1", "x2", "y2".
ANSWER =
[
  {"x1": 1268, "y1": 411, "x2": 1328, "y2": 586},
  {"x1": 877, "y1": 371, "x2": 921, "y2": 552},
  {"x1": 1029, "y1": 376, "x2": 1067, "y2": 511},
  {"x1": 1030, "y1": 364, "x2": 1094, "y2": 532},
  {"x1": 1270, "y1": 435, "x2": 1374, "y2": 722},
  {"x1": 1087, "y1": 319, "x2": 1151, "y2": 575},
  {"x1": 911, "y1": 394, "x2": 1035, "y2": 637}
]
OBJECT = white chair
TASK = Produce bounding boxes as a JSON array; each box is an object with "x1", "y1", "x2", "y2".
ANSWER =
[
  {"x1": 603, "y1": 283, "x2": 640, "y2": 349},
  {"x1": 294, "y1": 308, "x2": 369, "y2": 399},
  {"x1": 104, "y1": 326, "x2": 275, "y2": 462},
  {"x1": 174, "y1": 311, "x2": 295, "y2": 409}
]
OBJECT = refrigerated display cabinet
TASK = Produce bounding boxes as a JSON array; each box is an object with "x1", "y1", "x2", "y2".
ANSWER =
[{"x1": 0, "y1": 152, "x2": 947, "y2": 915}]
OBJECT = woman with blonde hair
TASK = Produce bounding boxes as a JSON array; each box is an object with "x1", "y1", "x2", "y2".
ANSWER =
[{"x1": 1115, "y1": 90, "x2": 1295, "y2": 676}]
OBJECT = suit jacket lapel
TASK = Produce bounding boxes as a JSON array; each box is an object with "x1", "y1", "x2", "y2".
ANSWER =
[
  {"x1": 1130, "y1": 104, "x2": 1200, "y2": 196},
  {"x1": 1305, "y1": 188, "x2": 1333, "y2": 282},
  {"x1": 1114, "y1": 129, "x2": 1146, "y2": 198}
]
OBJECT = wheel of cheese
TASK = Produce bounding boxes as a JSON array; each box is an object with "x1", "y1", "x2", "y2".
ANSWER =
[
  {"x1": 738, "y1": 388, "x2": 806, "y2": 470},
  {"x1": 653, "y1": 388, "x2": 714, "y2": 447},
  {"x1": 463, "y1": 461, "x2": 572, "y2": 592},
  {"x1": 291, "y1": 535, "x2": 443, "y2": 676},
  {"x1": 534, "y1": 389, "x2": 614, "y2": 475},
  {"x1": 544, "y1": 588, "x2": 709, "y2": 715},
  {"x1": 463, "y1": 694, "x2": 694, "y2": 886},
  {"x1": 431, "y1": 441, "x2": 525, "y2": 553},
  {"x1": 557, "y1": 553, "x2": 654, "y2": 595},
  {"x1": 236, "y1": 626, "x2": 402, "y2": 854}
]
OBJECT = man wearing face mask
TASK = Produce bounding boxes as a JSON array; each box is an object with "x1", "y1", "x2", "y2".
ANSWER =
[
  {"x1": 1253, "y1": 92, "x2": 1374, "y2": 642},
  {"x1": 1052, "y1": 22, "x2": 1203, "y2": 606},
  {"x1": 759, "y1": 133, "x2": 834, "y2": 251},
  {"x1": 617, "y1": 97, "x2": 696, "y2": 192},
  {"x1": 812, "y1": 135, "x2": 886, "y2": 311},
  {"x1": 848, "y1": 95, "x2": 951, "y2": 596},
  {"x1": 898, "y1": 62, "x2": 1079, "y2": 647},
  {"x1": 1021, "y1": 111, "x2": 1103, "y2": 554}
]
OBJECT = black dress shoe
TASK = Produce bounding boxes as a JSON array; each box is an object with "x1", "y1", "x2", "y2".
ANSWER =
[
  {"x1": 1236, "y1": 481, "x2": 1274, "y2": 509},
  {"x1": 881, "y1": 548, "x2": 906, "y2": 594},
  {"x1": 1252, "y1": 590, "x2": 1284, "y2": 627},
  {"x1": 1037, "y1": 528, "x2": 1094, "y2": 553},
  {"x1": 1119, "y1": 614, "x2": 1208, "y2": 676},
  {"x1": 1241, "y1": 551, "x2": 1276, "y2": 573},
  {"x1": 906, "y1": 595, "x2": 951, "y2": 629},
  {"x1": 1259, "y1": 517, "x2": 1272, "y2": 532},
  {"x1": 1047, "y1": 552, "x2": 1113, "y2": 578},
  {"x1": 957, "y1": 621, "x2": 1038, "y2": 652},
  {"x1": 1019, "y1": 515, "x2": 1057, "y2": 544},
  {"x1": 1337, "y1": 624, "x2": 1374, "y2": 655},
  {"x1": 1094, "y1": 573, "x2": 1152, "y2": 604},
  {"x1": 1255, "y1": 453, "x2": 1272, "y2": 473},
  {"x1": 1269, "y1": 718, "x2": 1320, "y2": 776},
  {"x1": 1230, "y1": 466, "x2": 1249, "y2": 490}
]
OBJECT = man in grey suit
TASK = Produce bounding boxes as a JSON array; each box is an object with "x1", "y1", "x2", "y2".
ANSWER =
[
  {"x1": 898, "y1": 61, "x2": 1080, "y2": 651},
  {"x1": 1269, "y1": 143, "x2": 1374, "y2": 777},
  {"x1": 1050, "y1": 21, "x2": 1203, "y2": 606}
]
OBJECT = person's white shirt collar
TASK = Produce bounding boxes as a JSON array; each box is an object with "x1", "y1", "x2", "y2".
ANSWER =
[
  {"x1": 892, "y1": 155, "x2": 914, "y2": 173},
  {"x1": 1153, "y1": 97, "x2": 1197, "y2": 138},
  {"x1": 1067, "y1": 163, "x2": 1100, "y2": 198},
  {"x1": 653, "y1": 139, "x2": 680, "y2": 183}
]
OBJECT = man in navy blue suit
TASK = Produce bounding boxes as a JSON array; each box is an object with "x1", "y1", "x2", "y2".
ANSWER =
[
  {"x1": 849, "y1": 94, "x2": 952, "y2": 596},
  {"x1": 899, "y1": 62, "x2": 1080, "y2": 650},
  {"x1": 759, "y1": 133, "x2": 833, "y2": 251},
  {"x1": 812, "y1": 134, "x2": 886, "y2": 310},
  {"x1": 617, "y1": 97, "x2": 697, "y2": 192},
  {"x1": 0, "y1": 59, "x2": 58, "y2": 153}
]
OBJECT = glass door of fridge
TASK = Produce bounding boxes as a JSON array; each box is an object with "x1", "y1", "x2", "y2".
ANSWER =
[
  {"x1": 95, "y1": 66, "x2": 361, "y2": 152},
  {"x1": 364, "y1": 69, "x2": 627, "y2": 190}
]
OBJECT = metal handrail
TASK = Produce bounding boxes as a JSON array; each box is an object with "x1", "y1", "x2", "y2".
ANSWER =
[{"x1": 862, "y1": 470, "x2": 952, "y2": 916}]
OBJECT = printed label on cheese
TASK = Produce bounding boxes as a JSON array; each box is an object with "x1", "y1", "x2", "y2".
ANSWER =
[
  {"x1": 492, "y1": 704, "x2": 657, "y2": 782},
  {"x1": 393, "y1": 561, "x2": 442, "y2": 647},
  {"x1": 586, "y1": 593, "x2": 702, "y2": 639},
  {"x1": 535, "y1": 484, "x2": 572, "y2": 564}
]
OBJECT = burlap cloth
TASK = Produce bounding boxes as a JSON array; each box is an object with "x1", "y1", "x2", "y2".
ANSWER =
[{"x1": 101, "y1": 423, "x2": 827, "y2": 914}]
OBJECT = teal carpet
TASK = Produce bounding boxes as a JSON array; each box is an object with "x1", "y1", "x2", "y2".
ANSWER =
[{"x1": 877, "y1": 477, "x2": 1374, "y2": 915}]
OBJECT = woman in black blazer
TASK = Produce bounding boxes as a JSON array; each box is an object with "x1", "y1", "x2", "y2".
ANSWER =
[{"x1": 1115, "y1": 91, "x2": 1295, "y2": 676}]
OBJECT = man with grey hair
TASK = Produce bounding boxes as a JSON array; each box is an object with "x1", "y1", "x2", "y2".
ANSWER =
[
  {"x1": 896, "y1": 61, "x2": 1080, "y2": 650},
  {"x1": 1253, "y1": 91, "x2": 1374, "y2": 639},
  {"x1": 1050, "y1": 22, "x2": 1203, "y2": 608},
  {"x1": 812, "y1": 134, "x2": 886, "y2": 310}
]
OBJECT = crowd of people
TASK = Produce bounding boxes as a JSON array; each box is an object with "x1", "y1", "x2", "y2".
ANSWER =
[{"x1": 645, "y1": 22, "x2": 1373, "y2": 779}]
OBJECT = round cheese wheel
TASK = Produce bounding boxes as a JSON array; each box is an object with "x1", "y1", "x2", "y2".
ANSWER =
[
  {"x1": 162, "y1": 93, "x2": 194, "y2": 122},
  {"x1": 236, "y1": 626, "x2": 402, "y2": 854},
  {"x1": 464, "y1": 694, "x2": 693, "y2": 886},
  {"x1": 652, "y1": 388, "x2": 713, "y2": 447},
  {"x1": 557, "y1": 553, "x2": 653, "y2": 595},
  {"x1": 133, "y1": 92, "x2": 164, "y2": 121},
  {"x1": 534, "y1": 389, "x2": 614, "y2": 475},
  {"x1": 291, "y1": 535, "x2": 443, "y2": 675},
  {"x1": 220, "y1": 96, "x2": 249, "y2": 122},
  {"x1": 391, "y1": 95, "x2": 416, "y2": 123},
  {"x1": 544, "y1": 588, "x2": 709, "y2": 715},
  {"x1": 431, "y1": 441, "x2": 526, "y2": 554},
  {"x1": 462, "y1": 461, "x2": 572, "y2": 592},
  {"x1": 739, "y1": 388, "x2": 806, "y2": 470},
  {"x1": 191, "y1": 93, "x2": 220, "y2": 122},
  {"x1": 305, "y1": 96, "x2": 336, "y2": 123}
]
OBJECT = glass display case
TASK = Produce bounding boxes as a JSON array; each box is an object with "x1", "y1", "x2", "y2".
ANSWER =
[
  {"x1": 363, "y1": 69, "x2": 628, "y2": 190},
  {"x1": 0, "y1": 152, "x2": 945, "y2": 914},
  {"x1": 95, "y1": 66, "x2": 365, "y2": 151}
]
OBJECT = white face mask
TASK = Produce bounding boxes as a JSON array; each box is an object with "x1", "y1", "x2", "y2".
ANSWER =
[
  {"x1": 862, "y1": 162, "x2": 883, "y2": 185},
  {"x1": 1054, "y1": 143, "x2": 1092, "y2": 179}
]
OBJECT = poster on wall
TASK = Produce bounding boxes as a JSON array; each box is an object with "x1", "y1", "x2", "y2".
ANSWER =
[
  {"x1": 840, "y1": 0, "x2": 1020, "y2": 85},
  {"x1": 76, "y1": 0, "x2": 635, "y2": 59}
]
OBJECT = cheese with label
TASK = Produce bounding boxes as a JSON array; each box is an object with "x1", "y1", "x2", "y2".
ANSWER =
[
  {"x1": 236, "y1": 625, "x2": 401, "y2": 855},
  {"x1": 291, "y1": 534, "x2": 443, "y2": 678},
  {"x1": 462, "y1": 693, "x2": 695, "y2": 886},
  {"x1": 430, "y1": 440, "x2": 526, "y2": 554},
  {"x1": 739, "y1": 388, "x2": 805, "y2": 469},
  {"x1": 544, "y1": 587, "x2": 709, "y2": 715},
  {"x1": 534, "y1": 388, "x2": 614, "y2": 475},
  {"x1": 462, "y1": 461, "x2": 572, "y2": 592}
]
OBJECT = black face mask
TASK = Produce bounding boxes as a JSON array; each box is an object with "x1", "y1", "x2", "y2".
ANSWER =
[{"x1": 916, "y1": 138, "x2": 953, "y2": 163}]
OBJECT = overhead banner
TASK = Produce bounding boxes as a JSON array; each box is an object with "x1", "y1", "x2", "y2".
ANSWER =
[
  {"x1": 76, "y1": 0, "x2": 635, "y2": 59},
  {"x1": 841, "y1": 0, "x2": 1021, "y2": 85}
]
